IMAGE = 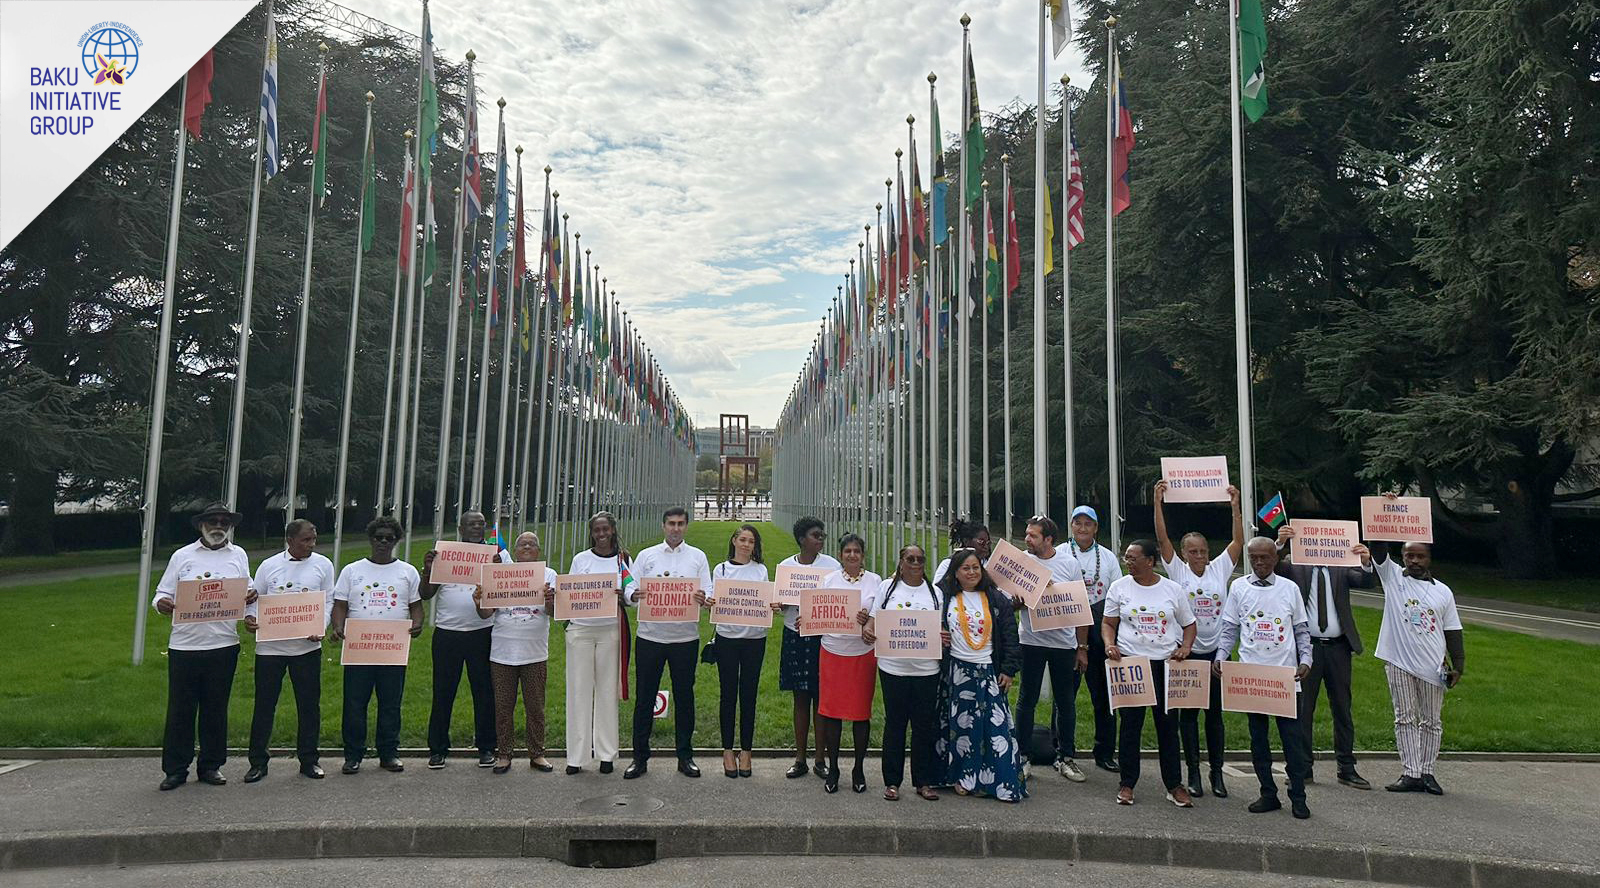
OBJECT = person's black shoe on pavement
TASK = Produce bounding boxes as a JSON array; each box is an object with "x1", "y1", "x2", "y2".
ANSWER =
[
  {"x1": 478, "y1": 751, "x2": 497, "y2": 768},
  {"x1": 1186, "y1": 766, "x2": 1204, "y2": 798},
  {"x1": 1095, "y1": 756, "x2": 1119, "y2": 773},
  {"x1": 566, "y1": 765, "x2": 583, "y2": 775},
  {"x1": 427, "y1": 754, "x2": 447, "y2": 769},
  {"x1": 1210, "y1": 769, "x2": 1229, "y2": 798},
  {"x1": 197, "y1": 770, "x2": 227, "y2": 786},
  {"x1": 244, "y1": 764, "x2": 268, "y2": 783},
  {"x1": 1420, "y1": 774, "x2": 1444, "y2": 795},
  {"x1": 379, "y1": 759, "x2": 404, "y2": 772},
  {"x1": 678, "y1": 758, "x2": 702, "y2": 778},
  {"x1": 341, "y1": 761, "x2": 361, "y2": 775},
  {"x1": 158, "y1": 773, "x2": 186, "y2": 791},
  {"x1": 1247, "y1": 795, "x2": 1282, "y2": 813},
  {"x1": 623, "y1": 760, "x2": 648, "y2": 779},
  {"x1": 599, "y1": 761, "x2": 614, "y2": 774},
  {"x1": 1386, "y1": 775, "x2": 1425, "y2": 792},
  {"x1": 1291, "y1": 799, "x2": 1311, "y2": 819},
  {"x1": 1337, "y1": 770, "x2": 1371, "y2": 790},
  {"x1": 300, "y1": 763, "x2": 325, "y2": 779}
]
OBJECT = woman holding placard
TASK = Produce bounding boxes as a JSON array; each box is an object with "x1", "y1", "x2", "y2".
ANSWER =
[
  {"x1": 473, "y1": 531, "x2": 557, "y2": 774},
  {"x1": 813, "y1": 534, "x2": 879, "y2": 794},
  {"x1": 563, "y1": 512, "x2": 629, "y2": 776},
  {"x1": 862, "y1": 544, "x2": 941, "y2": 801},
  {"x1": 934, "y1": 549, "x2": 1025, "y2": 802},
  {"x1": 1102, "y1": 539, "x2": 1198, "y2": 808},
  {"x1": 776, "y1": 516, "x2": 841, "y2": 779},
  {"x1": 706, "y1": 524, "x2": 769, "y2": 778}
]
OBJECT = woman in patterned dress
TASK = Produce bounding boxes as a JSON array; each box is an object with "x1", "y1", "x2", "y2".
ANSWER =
[{"x1": 933, "y1": 549, "x2": 1025, "y2": 801}]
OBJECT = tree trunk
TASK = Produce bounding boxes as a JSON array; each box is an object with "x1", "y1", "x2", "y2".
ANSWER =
[
  {"x1": 1492, "y1": 475, "x2": 1558, "y2": 580},
  {"x1": 2, "y1": 467, "x2": 58, "y2": 556}
]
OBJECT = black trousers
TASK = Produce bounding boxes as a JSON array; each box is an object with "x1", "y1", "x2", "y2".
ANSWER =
[
  {"x1": 632, "y1": 637, "x2": 698, "y2": 761},
  {"x1": 1117, "y1": 663, "x2": 1182, "y2": 791},
  {"x1": 1016, "y1": 644, "x2": 1081, "y2": 761},
  {"x1": 427, "y1": 627, "x2": 496, "y2": 756},
  {"x1": 1300, "y1": 636, "x2": 1356, "y2": 772},
  {"x1": 1083, "y1": 603, "x2": 1117, "y2": 760},
  {"x1": 879, "y1": 670, "x2": 939, "y2": 788},
  {"x1": 343, "y1": 664, "x2": 406, "y2": 762},
  {"x1": 1178, "y1": 648, "x2": 1226, "y2": 772},
  {"x1": 1249, "y1": 709, "x2": 1310, "y2": 802},
  {"x1": 162, "y1": 645, "x2": 240, "y2": 777},
  {"x1": 248, "y1": 650, "x2": 321, "y2": 768},
  {"x1": 715, "y1": 636, "x2": 766, "y2": 751}
]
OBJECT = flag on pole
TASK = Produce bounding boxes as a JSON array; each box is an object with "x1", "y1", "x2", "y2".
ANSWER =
[
  {"x1": 260, "y1": 5, "x2": 280, "y2": 179},
  {"x1": 422, "y1": 182, "x2": 438, "y2": 291},
  {"x1": 1111, "y1": 49, "x2": 1135, "y2": 216},
  {"x1": 1004, "y1": 180, "x2": 1020, "y2": 294},
  {"x1": 512, "y1": 158, "x2": 527, "y2": 280},
  {"x1": 463, "y1": 69, "x2": 482, "y2": 222},
  {"x1": 491, "y1": 119, "x2": 510, "y2": 256},
  {"x1": 1047, "y1": 0, "x2": 1071, "y2": 59},
  {"x1": 183, "y1": 50, "x2": 214, "y2": 138},
  {"x1": 310, "y1": 63, "x2": 329, "y2": 206},
  {"x1": 397, "y1": 145, "x2": 416, "y2": 270},
  {"x1": 1237, "y1": 0, "x2": 1268, "y2": 121},
  {"x1": 417, "y1": 1, "x2": 440, "y2": 180},
  {"x1": 931, "y1": 96, "x2": 949, "y2": 246},
  {"x1": 1041, "y1": 179, "x2": 1055, "y2": 275},
  {"x1": 963, "y1": 44, "x2": 985, "y2": 204},
  {"x1": 983, "y1": 199, "x2": 1001, "y2": 312},
  {"x1": 897, "y1": 167, "x2": 912, "y2": 281},
  {"x1": 1257, "y1": 491, "x2": 1286, "y2": 529},
  {"x1": 359, "y1": 118, "x2": 376, "y2": 252},
  {"x1": 1066, "y1": 126, "x2": 1086, "y2": 247},
  {"x1": 910, "y1": 134, "x2": 928, "y2": 260}
]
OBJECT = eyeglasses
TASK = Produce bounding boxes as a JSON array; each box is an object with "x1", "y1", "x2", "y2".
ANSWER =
[
  {"x1": 371, "y1": 534, "x2": 397, "y2": 543},
  {"x1": 904, "y1": 555, "x2": 926, "y2": 564}
]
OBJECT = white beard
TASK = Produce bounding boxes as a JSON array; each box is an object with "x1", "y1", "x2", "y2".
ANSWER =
[{"x1": 201, "y1": 527, "x2": 230, "y2": 547}]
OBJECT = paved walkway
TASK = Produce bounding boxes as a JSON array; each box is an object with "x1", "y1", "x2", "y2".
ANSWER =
[
  {"x1": 0, "y1": 757, "x2": 1594, "y2": 884},
  {"x1": 1351, "y1": 589, "x2": 1600, "y2": 645}
]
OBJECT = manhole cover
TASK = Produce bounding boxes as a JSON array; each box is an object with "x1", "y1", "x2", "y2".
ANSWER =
[{"x1": 575, "y1": 793, "x2": 665, "y2": 814}]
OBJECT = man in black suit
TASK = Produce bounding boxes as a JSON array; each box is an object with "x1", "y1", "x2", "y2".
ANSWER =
[{"x1": 1275, "y1": 524, "x2": 1374, "y2": 789}]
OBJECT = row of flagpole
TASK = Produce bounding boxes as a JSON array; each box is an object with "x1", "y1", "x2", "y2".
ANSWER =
[
  {"x1": 773, "y1": 1, "x2": 1265, "y2": 572},
  {"x1": 131, "y1": 0, "x2": 696, "y2": 664}
]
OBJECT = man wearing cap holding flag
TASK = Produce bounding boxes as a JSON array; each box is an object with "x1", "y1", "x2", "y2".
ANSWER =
[
  {"x1": 1066, "y1": 505, "x2": 1123, "y2": 774},
  {"x1": 152, "y1": 502, "x2": 256, "y2": 791}
]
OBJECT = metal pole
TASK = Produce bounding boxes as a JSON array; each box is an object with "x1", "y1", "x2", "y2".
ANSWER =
[
  {"x1": 1228, "y1": 0, "x2": 1257, "y2": 526},
  {"x1": 331, "y1": 92, "x2": 376, "y2": 572},
  {"x1": 1032, "y1": 4, "x2": 1049, "y2": 515},
  {"x1": 285, "y1": 46, "x2": 328, "y2": 526}
]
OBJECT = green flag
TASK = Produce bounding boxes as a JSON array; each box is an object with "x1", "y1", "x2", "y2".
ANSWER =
[
  {"x1": 983, "y1": 200, "x2": 1001, "y2": 312},
  {"x1": 1238, "y1": 0, "x2": 1268, "y2": 121},
  {"x1": 358, "y1": 116, "x2": 375, "y2": 252},
  {"x1": 421, "y1": 184, "x2": 437, "y2": 292},
  {"x1": 417, "y1": 2, "x2": 440, "y2": 182},
  {"x1": 963, "y1": 43, "x2": 986, "y2": 204}
]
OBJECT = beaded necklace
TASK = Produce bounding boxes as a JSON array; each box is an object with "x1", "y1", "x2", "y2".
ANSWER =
[
  {"x1": 954, "y1": 589, "x2": 992, "y2": 650},
  {"x1": 1079, "y1": 542, "x2": 1103, "y2": 593}
]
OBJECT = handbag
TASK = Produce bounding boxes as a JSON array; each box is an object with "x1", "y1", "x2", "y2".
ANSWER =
[{"x1": 700, "y1": 633, "x2": 720, "y2": 664}]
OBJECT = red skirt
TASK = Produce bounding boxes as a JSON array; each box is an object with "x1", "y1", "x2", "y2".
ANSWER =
[{"x1": 818, "y1": 648, "x2": 877, "y2": 721}]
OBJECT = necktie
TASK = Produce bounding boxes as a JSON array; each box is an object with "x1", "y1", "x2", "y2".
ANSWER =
[{"x1": 1317, "y1": 568, "x2": 1331, "y2": 633}]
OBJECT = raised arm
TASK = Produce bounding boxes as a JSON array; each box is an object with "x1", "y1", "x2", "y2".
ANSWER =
[
  {"x1": 1153, "y1": 481, "x2": 1175, "y2": 564},
  {"x1": 1225, "y1": 485, "x2": 1245, "y2": 566}
]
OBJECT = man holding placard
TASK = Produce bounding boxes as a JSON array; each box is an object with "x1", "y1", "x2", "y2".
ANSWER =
[
  {"x1": 242, "y1": 519, "x2": 334, "y2": 782},
  {"x1": 1068, "y1": 506, "x2": 1123, "y2": 774},
  {"x1": 331, "y1": 516, "x2": 423, "y2": 775},
  {"x1": 1215, "y1": 538, "x2": 1315, "y2": 819},
  {"x1": 1016, "y1": 516, "x2": 1090, "y2": 784},
  {"x1": 152, "y1": 502, "x2": 255, "y2": 791},
  {"x1": 420, "y1": 510, "x2": 507, "y2": 770}
]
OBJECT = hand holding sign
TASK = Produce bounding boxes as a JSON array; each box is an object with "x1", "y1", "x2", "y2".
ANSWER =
[
  {"x1": 173, "y1": 577, "x2": 248, "y2": 624},
  {"x1": 986, "y1": 539, "x2": 1051, "y2": 607},
  {"x1": 1288, "y1": 519, "x2": 1362, "y2": 567},
  {"x1": 1360, "y1": 495, "x2": 1434, "y2": 544},
  {"x1": 428, "y1": 541, "x2": 500, "y2": 585},
  {"x1": 1160, "y1": 456, "x2": 1232, "y2": 503}
]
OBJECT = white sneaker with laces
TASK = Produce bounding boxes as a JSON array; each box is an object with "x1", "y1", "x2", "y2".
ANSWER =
[{"x1": 1058, "y1": 758, "x2": 1087, "y2": 783}]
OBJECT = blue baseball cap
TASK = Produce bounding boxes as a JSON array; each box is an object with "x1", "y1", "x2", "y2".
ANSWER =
[{"x1": 1070, "y1": 505, "x2": 1099, "y2": 524}]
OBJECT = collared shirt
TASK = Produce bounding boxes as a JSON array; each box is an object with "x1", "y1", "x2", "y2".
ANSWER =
[
  {"x1": 630, "y1": 540, "x2": 713, "y2": 645},
  {"x1": 154, "y1": 539, "x2": 251, "y2": 651},
  {"x1": 432, "y1": 547, "x2": 510, "y2": 632},
  {"x1": 247, "y1": 550, "x2": 335, "y2": 657},
  {"x1": 1369, "y1": 557, "x2": 1462, "y2": 687},
  {"x1": 1306, "y1": 566, "x2": 1343, "y2": 639},
  {"x1": 1020, "y1": 548, "x2": 1086, "y2": 649},
  {"x1": 777, "y1": 553, "x2": 841, "y2": 631}
]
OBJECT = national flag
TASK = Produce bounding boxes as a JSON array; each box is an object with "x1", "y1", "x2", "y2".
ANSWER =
[
  {"x1": 462, "y1": 66, "x2": 482, "y2": 223},
  {"x1": 1041, "y1": 179, "x2": 1055, "y2": 275},
  {"x1": 885, "y1": 204, "x2": 897, "y2": 312},
  {"x1": 422, "y1": 183, "x2": 438, "y2": 292},
  {"x1": 983, "y1": 198, "x2": 1001, "y2": 312},
  {"x1": 865, "y1": 237, "x2": 877, "y2": 313},
  {"x1": 1047, "y1": 0, "x2": 1071, "y2": 59},
  {"x1": 397, "y1": 144, "x2": 416, "y2": 270},
  {"x1": 359, "y1": 116, "x2": 376, "y2": 252},
  {"x1": 897, "y1": 166, "x2": 912, "y2": 282},
  {"x1": 573, "y1": 249, "x2": 584, "y2": 329},
  {"x1": 1257, "y1": 492, "x2": 1286, "y2": 529},
  {"x1": 910, "y1": 134, "x2": 928, "y2": 260},
  {"x1": 560, "y1": 222, "x2": 572, "y2": 327},
  {"x1": 260, "y1": 2, "x2": 280, "y2": 179},
  {"x1": 1066, "y1": 126, "x2": 1086, "y2": 248},
  {"x1": 309, "y1": 62, "x2": 329, "y2": 206},
  {"x1": 183, "y1": 50, "x2": 214, "y2": 139},
  {"x1": 487, "y1": 521, "x2": 506, "y2": 552},
  {"x1": 491, "y1": 116, "x2": 510, "y2": 256},
  {"x1": 417, "y1": 0, "x2": 440, "y2": 182},
  {"x1": 1237, "y1": 0, "x2": 1268, "y2": 122},
  {"x1": 1004, "y1": 180, "x2": 1020, "y2": 294},
  {"x1": 1111, "y1": 49, "x2": 1135, "y2": 216},
  {"x1": 512, "y1": 155, "x2": 527, "y2": 280},
  {"x1": 967, "y1": 213, "x2": 982, "y2": 315},
  {"x1": 962, "y1": 43, "x2": 986, "y2": 205},
  {"x1": 930, "y1": 96, "x2": 949, "y2": 246}
]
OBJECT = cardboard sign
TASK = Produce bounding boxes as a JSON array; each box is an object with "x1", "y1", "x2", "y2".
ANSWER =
[
  {"x1": 710, "y1": 578, "x2": 775, "y2": 628},
  {"x1": 1289, "y1": 519, "x2": 1362, "y2": 567},
  {"x1": 480, "y1": 561, "x2": 548, "y2": 608},
  {"x1": 873, "y1": 608, "x2": 941, "y2": 660},
  {"x1": 428, "y1": 541, "x2": 500, "y2": 585},
  {"x1": 1220, "y1": 660, "x2": 1298, "y2": 717},
  {"x1": 173, "y1": 577, "x2": 248, "y2": 624},
  {"x1": 799, "y1": 587, "x2": 861, "y2": 636},
  {"x1": 774, "y1": 565, "x2": 831, "y2": 607},
  {"x1": 637, "y1": 577, "x2": 701, "y2": 623},
  {"x1": 340, "y1": 618, "x2": 412, "y2": 666},
  {"x1": 1028, "y1": 579, "x2": 1094, "y2": 631},
  {"x1": 255, "y1": 590, "x2": 326, "y2": 642},
  {"x1": 1164, "y1": 658, "x2": 1212, "y2": 712},
  {"x1": 1106, "y1": 656, "x2": 1157, "y2": 712},
  {"x1": 1360, "y1": 496, "x2": 1434, "y2": 544},
  {"x1": 986, "y1": 539, "x2": 1052, "y2": 606},
  {"x1": 556, "y1": 573, "x2": 616, "y2": 621},
  {"x1": 1160, "y1": 456, "x2": 1231, "y2": 503}
]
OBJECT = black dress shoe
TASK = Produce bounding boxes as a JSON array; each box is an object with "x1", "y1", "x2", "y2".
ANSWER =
[
  {"x1": 566, "y1": 765, "x2": 583, "y2": 775},
  {"x1": 1386, "y1": 775, "x2": 1425, "y2": 792},
  {"x1": 197, "y1": 770, "x2": 227, "y2": 786},
  {"x1": 379, "y1": 759, "x2": 405, "y2": 772},
  {"x1": 1210, "y1": 769, "x2": 1229, "y2": 799},
  {"x1": 1095, "y1": 757, "x2": 1119, "y2": 773},
  {"x1": 598, "y1": 761, "x2": 614, "y2": 774},
  {"x1": 851, "y1": 765, "x2": 866, "y2": 793},
  {"x1": 300, "y1": 764, "x2": 325, "y2": 779},
  {"x1": 1247, "y1": 794, "x2": 1282, "y2": 813},
  {"x1": 478, "y1": 752, "x2": 497, "y2": 768},
  {"x1": 244, "y1": 765, "x2": 268, "y2": 783},
  {"x1": 1420, "y1": 774, "x2": 1444, "y2": 795},
  {"x1": 677, "y1": 759, "x2": 702, "y2": 778},
  {"x1": 341, "y1": 760, "x2": 361, "y2": 775},
  {"x1": 1337, "y1": 770, "x2": 1372, "y2": 790},
  {"x1": 1186, "y1": 767, "x2": 1204, "y2": 798},
  {"x1": 158, "y1": 773, "x2": 186, "y2": 791},
  {"x1": 786, "y1": 761, "x2": 809, "y2": 779},
  {"x1": 824, "y1": 769, "x2": 840, "y2": 793},
  {"x1": 1291, "y1": 799, "x2": 1311, "y2": 819},
  {"x1": 623, "y1": 760, "x2": 648, "y2": 779},
  {"x1": 427, "y1": 754, "x2": 447, "y2": 770}
]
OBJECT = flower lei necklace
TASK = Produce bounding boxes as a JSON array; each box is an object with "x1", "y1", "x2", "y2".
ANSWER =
[{"x1": 954, "y1": 589, "x2": 992, "y2": 650}]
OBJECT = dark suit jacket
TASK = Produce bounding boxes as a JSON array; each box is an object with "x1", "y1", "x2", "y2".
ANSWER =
[{"x1": 1275, "y1": 547, "x2": 1373, "y2": 654}]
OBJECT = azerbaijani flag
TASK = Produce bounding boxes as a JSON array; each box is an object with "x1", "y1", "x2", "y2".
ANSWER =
[
  {"x1": 1257, "y1": 492, "x2": 1286, "y2": 529},
  {"x1": 487, "y1": 521, "x2": 507, "y2": 551}
]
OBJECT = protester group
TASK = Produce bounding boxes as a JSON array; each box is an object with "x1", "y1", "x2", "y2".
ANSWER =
[{"x1": 153, "y1": 491, "x2": 1465, "y2": 819}]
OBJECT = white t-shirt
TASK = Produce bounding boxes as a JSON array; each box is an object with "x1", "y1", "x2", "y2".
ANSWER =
[
  {"x1": 247, "y1": 550, "x2": 335, "y2": 657},
  {"x1": 154, "y1": 540, "x2": 251, "y2": 651},
  {"x1": 946, "y1": 589, "x2": 996, "y2": 664},
  {"x1": 1020, "y1": 548, "x2": 1086, "y2": 649},
  {"x1": 1222, "y1": 574, "x2": 1307, "y2": 669},
  {"x1": 818, "y1": 568, "x2": 879, "y2": 657},
  {"x1": 1371, "y1": 558, "x2": 1462, "y2": 687},
  {"x1": 489, "y1": 566, "x2": 556, "y2": 666},
  {"x1": 1104, "y1": 575, "x2": 1195, "y2": 660},
  {"x1": 709, "y1": 560, "x2": 772, "y2": 640},
  {"x1": 334, "y1": 558, "x2": 422, "y2": 621},
  {"x1": 1068, "y1": 542, "x2": 1122, "y2": 606},
  {"x1": 868, "y1": 576, "x2": 940, "y2": 677},
  {"x1": 1162, "y1": 551, "x2": 1235, "y2": 654},
  {"x1": 432, "y1": 547, "x2": 510, "y2": 632},
  {"x1": 776, "y1": 553, "x2": 841, "y2": 631},
  {"x1": 566, "y1": 549, "x2": 623, "y2": 628}
]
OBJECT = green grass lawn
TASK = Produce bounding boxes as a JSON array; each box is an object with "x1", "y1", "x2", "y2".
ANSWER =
[{"x1": 1, "y1": 519, "x2": 1595, "y2": 754}]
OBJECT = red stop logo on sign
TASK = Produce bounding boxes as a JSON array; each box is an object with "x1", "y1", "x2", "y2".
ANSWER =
[{"x1": 652, "y1": 690, "x2": 670, "y2": 719}]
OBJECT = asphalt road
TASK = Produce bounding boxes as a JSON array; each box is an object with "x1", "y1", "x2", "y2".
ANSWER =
[{"x1": 1350, "y1": 590, "x2": 1600, "y2": 645}]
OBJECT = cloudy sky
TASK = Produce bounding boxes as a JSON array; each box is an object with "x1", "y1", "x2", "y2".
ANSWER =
[{"x1": 343, "y1": 0, "x2": 1093, "y2": 427}]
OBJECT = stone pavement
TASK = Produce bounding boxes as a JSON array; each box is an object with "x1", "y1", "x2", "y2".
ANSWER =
[{"x1": 0, "y1": 757, "x2": 1594, "y2": 885}]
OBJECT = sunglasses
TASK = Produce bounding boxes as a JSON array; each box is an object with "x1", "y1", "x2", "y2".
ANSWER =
[
  {"x1": 371, "y1": 534, "x2": 398, "y2": 543},
  {"x1": 904, "y1": 555, "x2": 926, "y2": 564}
]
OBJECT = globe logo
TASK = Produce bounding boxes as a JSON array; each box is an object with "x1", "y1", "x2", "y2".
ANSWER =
[{"x1": 79, "y1": 26, "x2": 140, "y2": 82}]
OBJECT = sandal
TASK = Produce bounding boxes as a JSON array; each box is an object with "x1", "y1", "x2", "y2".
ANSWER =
[
  {"x1": 916, "y1": 786, "x2": 940, "y2": 801},
  {"x1": 883, "y1": 786, "x2": 899, "y2": 801}
]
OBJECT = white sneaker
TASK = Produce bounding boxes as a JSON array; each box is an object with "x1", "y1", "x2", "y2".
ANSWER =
[
  {"x1": 1058, "y1": 758, "x2": 1087, "y2": 783},
  {"x1": 1021, "y1": 761, "x2": 1031, "y2": 781}
]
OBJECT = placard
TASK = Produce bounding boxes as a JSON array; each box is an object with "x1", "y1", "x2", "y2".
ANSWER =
[
  {"x1": 1360, "y1": 496, "x2": 1434, "y2": 544},
  {"x1": 1289, "y1": 519, "x2": 1362, "y2": 567},
  {"x1": 255, "y1": 590, "x2": 326, "y2": 642},
  {"x1": 638, "y1": 577, "x2": 701, "y2": 623},
  {"x1": 774, "y1": 565, "x2": 831, "y2": 606},
  {"x1": 556, "y1": 573, "x2": 616, "y2": 621},
  {"x1": 986, "y1": 539, "x2": 1052, "y2": 606},
  {"x1": 1164, "y1": 658, "x2": 1212, "y2": 711},
  {"x1": 799, "y1": 587, "x2": 861, "y2": 636},
  {"x1": 1028, "y1": 579, "x2": 1094, "y2": 631},
  {"x1": 710, "y1": 578, "x2": 775, "y2": 628},
  {"x1": 1160, "y1": 456, "x2": 1232, "y2": 503},
  {"x1": 173, "y1": 577, "x2": 248, "y2": 624},
  {"x1": 873, "y1": 609, "x2": 941, "y2": 660},
  {"x1": 1220, "y1": 660, "x2": 1298, "y2": 717},
  {"x1": 480, "y1": 561, "x2": 548, "y2": 608},
  {"x1": 340, "y1": 618, "x2": 412, "y2": 666},
  {"x1": 1106, "y1": 656, "x2": 1156, "y2": 711},
  {"x1": 428, "y1": 541, "x2": 500, "y2": 585}
]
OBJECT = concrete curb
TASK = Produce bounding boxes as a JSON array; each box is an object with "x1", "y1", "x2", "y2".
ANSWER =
[{"x1": 0, "y1": 819, "x2": 1594, "y2": 885}]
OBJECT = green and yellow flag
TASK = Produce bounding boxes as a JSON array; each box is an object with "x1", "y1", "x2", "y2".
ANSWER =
[{"x1": 1238, "y1": 0, "x2": 1268, "y2": 121}]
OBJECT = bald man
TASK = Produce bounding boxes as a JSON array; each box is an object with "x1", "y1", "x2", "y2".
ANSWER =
[{"x1": 421, "y1": 511, "x2": 510, "y2": 769}]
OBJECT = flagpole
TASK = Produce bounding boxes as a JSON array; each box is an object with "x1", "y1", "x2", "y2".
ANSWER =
[
  {"x1": 402, "y1": 182, "x2": 434, "y2": 560},
  {"x1": 1032, "y1": 0, "x2": 1049, "y2": 516},
  {"x1": 331, "y1": 91, "x2": 376, "y2": 573},
  {"x1": 980, "y1": 183, "x2": 991, "y2": 532},
  {"x1": 1000, "y1": 160, "x2": 1014, "y2": 538},
  {"x1": 540, "y1": 202, "x2": 566, "y2": 551},
  {"x1": 515, "y1": 263, "x2": 544, "y2": 535},
  {"x1": 491, "y1": 159, "x2": 522, "y2": 528},
  {"x1": 956, "y1": 14, "x2": 972, "y2": 519},
  {"x1": 1060, "y1": 73, "x2": 1076, "y2": 511},
  {"x1": 434, "y1": 50, "x2": 478, "y2": 541},
  {"x1": 530, "y1": 168, "x2": 554, "y2": 536},
  {"x1": 471, "y1": 98, "x2": 507, "y2": 511},
  {"x1": 1104, "y1": 17, "x2": 1122, "y2": 555},
  {"x1": 945, "y1": 224, "x2": 956, "y2": 522},
  {"x1": 455, "y1": 280, "x2": 476, "y2": 513},
  {"x1": 133, "y1": 69, "x2": 192, "y2": 665},
  {"x1": 284, "y1": 45, "x2": 328, "y2": 526},
  {"x1": 375, "y1": 134, "x2": 412, "y2": 517},
  {"x1": 1228, "y1": 0, "x2": 1258, "y2": 527},
  {"x1": 926, "y1": 74, "x2": 941, "y2": 543}
]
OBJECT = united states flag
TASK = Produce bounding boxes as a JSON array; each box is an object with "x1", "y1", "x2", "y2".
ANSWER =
[{"x1": 1066, "y1": 128, "x2": 1085, "y2": 249}]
